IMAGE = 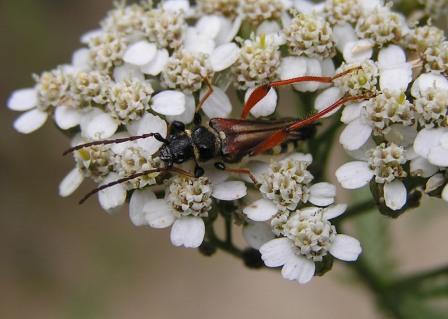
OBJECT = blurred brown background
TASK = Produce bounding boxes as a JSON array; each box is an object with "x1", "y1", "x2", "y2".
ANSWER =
[{"x1": 0, "y1": 1, "x2": 447, "y2": 318}]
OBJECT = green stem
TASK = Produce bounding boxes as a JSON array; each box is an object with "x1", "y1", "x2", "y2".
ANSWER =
[
  {"x1": 391, "y1": 265, "x2": 448, "y2": 288},
  {"x1": 205, "y1": 217, "x2": 242, "y2": 258},
  {"x1": 224, "y1": 213, "x2": 232, "y2": 244},
  {"x1": 351, "y1": 259, "x2": 407, "y2": 319}
]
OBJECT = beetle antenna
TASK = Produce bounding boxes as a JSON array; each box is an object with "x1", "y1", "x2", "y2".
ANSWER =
[
  {"x1": 63, "y1": 133, "x2": 169, "y2": 156},
  {"x1": 79, "y1": 166, "x2": 194, "y2": 205}
]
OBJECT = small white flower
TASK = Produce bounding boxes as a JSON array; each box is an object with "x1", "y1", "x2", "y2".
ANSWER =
[
  {"x1": 129, "y1": 176, "x2": 213, "y2": 248},
  {"x1": 245, "y1": 156, "x2": 337, "y2": 222},
  {"x1": 336, "y1": 143, "x2": 408, "y2": 211},
  {"x1": 260, "y1": 205, "x2": 361, "y2": 284}
]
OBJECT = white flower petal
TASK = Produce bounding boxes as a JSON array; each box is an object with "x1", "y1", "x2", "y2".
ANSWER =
[
  {"x1": 340, "y1": 102, "x2": 364, "y2": 124},
  {"x1": 346, "y1": 137, "x2": 376, "y2": 161},
  {"x1": 283, "y1": 152, "x2": 313, "y2": 164},
  {"x1": 166, "y1": 94, "x2": 196, "y2": 124},
  {"x1": 127, "y1": 113, "x2": 168, "y2": 155},
  {"x1": 329, "y1": 234, "x2": 362, "y2": 261},
  {"x1": 309, "y1": 182, "x2": 336, "y2": 206},
  {"x1": 113, "y1": 64, "x2": 145, "y2": 82},
  {"x1": 107, "y1": 132, "x2": 132, "y2": 155},
  {"x1": 336, "y1": 161, "x2": 374, "y2": 189},
  {"x1": 414, "y1": 128, "x2": 447, "y2": 159},
  {"x1": 343, "y1": 40, "x2": 373, "y2": 64},
  {"x1": 319, "y1": 58, "x2": 336, "y2": 89},
  {"x1": 129, "y1": 190, "x2": 157, "y2": 227},
  {"x1": 442, "y1": 184, "x2": 448, "y2": 202},
  {"x1": 282, "y1": 255, "x2": 316, "y2": 284},
  {"x1": 428, "y1": 146, "x2": 448, "y2": 167},
  {"x1": 257, "y1": 20, "x2": 281, "y2": 35},
  {"x1": 243, "y1": 198, "x2": 278, "y2": 222},
  {"x1": 170, "y1": 217, "x2": 205, "y2": 248},
  {"x1": 243, "y1": 222, "x2": 275, "y2": 250},
  {"x1": 140, "y1": 49, "x2": 169, "y2": 76},
  {"x1": 384, "y1": 124, "x2": 417, "y2": 147},
  {"x1": 378, "y1": 45, "x2": 406, "y2": 69},
  {"x1": 294, "y1": 58, "x2": 322, "y2": 92},
  {"x1": 202, "y1": 163, "x2": 230, "y2": 185},
  {"x1": 324, "y1": 204, "x2": 348, "y2": 220},
  {"x1": 380, "y1": 67, "x2": 412, "y2": 93},
  {"x1": 143, "y1": 198, "x2": 176, "y2": 229},
  {"x1": 201, "y1": 86, "x2": 232, "y2": 119},
  {"x1": 425, "y1": 173, "x2": 445, "y2": 193},
  {"x1": 244, "y1": 87, "x2": 277, "y2": 118},
  {"x1": 54, "y1": 106, "x2": 81, "y2": 130},
  {"x1": 80, "y1": 109, "x2": 118, "y2": 140},
  {"x1": 243, "y1": 160, "x2": 270, "y2": 183},
  {"x1": 123, "y1": 41, "x2": 157, "y2": 66},
  {"x1": 7, "y1": 88, "x2": 37, "y2": 111},
  {"x1": 411, "y1": 157, "x2": 439, "y2": 178},
  {"x1": 359, "y1": 0, "x2": 383, "y2": 12},
  {"x1": 184, "y1": 27, "x2": 215, "y2": 55},
  {"x1": 98, "y1": 174, "x2": 127, "y2": 211},
  {"x1": 59, "y1": 168, "x2": 84, "y2": 197},
  {"x1": 152, "y1": 90, "x2": 186, "y2": 116},
  {"x1": 384, "y1": 180, "x2": 407, "y2": 211},
  {"x1": 212, "y1": 181, "x2": 247, "y2": 201},
  {"x1": 80, "y1": 29, "x2": 102, "y2": 44},
  {"x1": 411, "y1": 73, "x2": 448, "y2": 97},
  {"x1": 314, "y1": 87, "x2": 343, "y2": 118},
  {"x1": 217, "y1": 16, "x2": 242, "y2": 44},
  {"x1": 72, "y1": 48, "x2": 90, "y2": 70},
  {"x1": 293, "y1": 0, "x2": 319, "y2": 14},
  {"x1": 332, "y1": 23, "x2": 357, "y2": 52},
  {"x1": 209, "y1": 43, "x2": 240, "y2": 72},
  {"x1": 196, "y1": 15, "x2": 223, "y2": 40},
  {"x1": 260, "y1": 238, "x2": 295, "y2": 267},
  {"x1": 339, "y1": 118, "x2": 373, "y2": 151},
  {"x1": 162, "y1": 0, "x2": 190, "y2": 12},
  {"x1": 279, "y1": 56, "x2": 307, "y2": 80},
  {"x1": 13, "y1": 108, "x2": 48, "y2": 134}
]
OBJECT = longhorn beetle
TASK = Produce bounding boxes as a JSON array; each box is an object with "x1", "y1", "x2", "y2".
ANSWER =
[{"x1": 64, "y1": 68, "x2": 366, "y2": 204}]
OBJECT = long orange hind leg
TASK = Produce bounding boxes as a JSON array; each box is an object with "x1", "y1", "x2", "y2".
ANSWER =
[
  {"x1": 241, "y1": 66, "x2": 362, "y2": 119},
  {"x1": 249, "y1": 94, "x2": 371, "y2": 156}
]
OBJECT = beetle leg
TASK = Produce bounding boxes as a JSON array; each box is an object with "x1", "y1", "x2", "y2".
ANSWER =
[
  {"x1": 241, "y1": 66, "x2": 362, "y2": 119},
  {"x1": 249, "y1": 94, "x2": 371, "y2": 156},
  {"x1": 196, "y1": 77, "x2": 214, "y2": 113},
  {"x1": 214, "y1": 162, "x2": 259, "y2": 184}
]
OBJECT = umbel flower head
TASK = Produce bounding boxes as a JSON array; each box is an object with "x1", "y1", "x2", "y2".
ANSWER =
[{"x1": 6, "y1": 0, "x2": 448, "y2": 286}]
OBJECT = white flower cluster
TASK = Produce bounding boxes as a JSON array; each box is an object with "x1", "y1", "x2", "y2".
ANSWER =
[
  {"x1": 243, "y1": 155, "x2": 361, "y2": 284},
  {"x1": 7, "y1": 0, "x2": 448, "y2": 284}
]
